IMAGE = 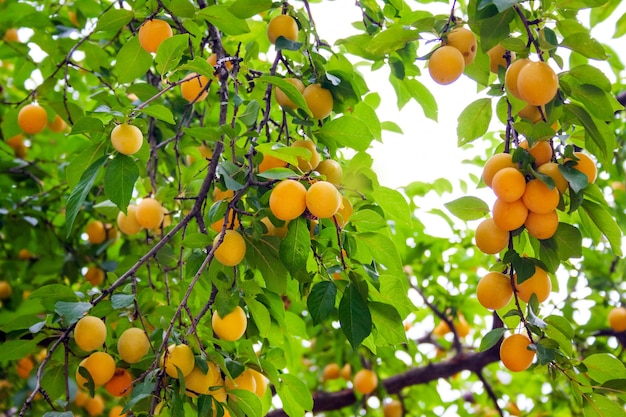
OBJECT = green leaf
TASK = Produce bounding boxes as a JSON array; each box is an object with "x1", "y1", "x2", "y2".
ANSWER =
[
  {"x1": 228, "y1": 0, "x2": 272, "y2": 18},
  {"x1": 228, "y1": 389, "x2": 262, "y2": 417},
  {"x1": 65, "y1": 157, "x2": 107, "y2": 237},
  {"x1": 139, "y1": 104, "x2": 176, "y2": 125},
  {"x1": 95, "y1": 8, "x2": 133, "y2": 33},
  {"x1": 66, "y1": 141, "x2": 107, "y2": 188},
  {"x1": 375, "y1": 186, "x2": 412, "y2": 228},
  {"x1": 307, "y1": 281, "x2": 337, "y2": 326},
  {"x1": 582, "y1": 354, "x2": 626, "y2": 384},
  {"x1": 182, "y1": 232, "x2": 212, "y2": 248},
  {"x1": 115, "y1": 37, "x2": 153, "y2": 84},
  {"x1": 245, "y1": 237, "x2": 289, "y2": 294},
  {"x1": 55, "y1": 301, "x2": 92, "y2": 326},
  {"x1": 444, "y1": 196, "x2": 490, "y2": 220},
  {"x1": 279, "y1": 218, "x2": 310, "y2": 275},
  {"x1": 339, "y1": 284, "x2": 372, "y2": 348},
  {"x1": 566, "y1": 104, "x2": 614, "y2": 165},
  {"x1": 245, "y1": 296, "x2": 271, "y2": 338},
  {"x1": 551, "y1": 222, "x2": 583, "y2": 260},
  {"x1": 556, "y1": 0, "x2": 609, "y2": 9},
  {"x1": 561, "y1": 33, "x2": 608, "y2": 60},
  {"x1": 198, "y1": 5, "x2": 250, "y2": 35},
  {"x1": 365, "y1": 25, "x2": 420, "y2": 57},
  {"x1": 583, "y1": 394, "x2": 626, "y2": 417},
  {"x1": 178, "y1": 57, "x2": 216, "y2": 79},
  {"x1": 370, "y1": 302, "x2": 407, "y2": 345},
  {"x1": 0, "y1": 338, "x2": 44, "y2": 361},
  {"x1": 569, "y1": 84, "x2": 616, "y2": 120},
  {"x1": 315, "y1": 115, "x2": 374, "y2": 151},
  {"x1": 170, "y1": 0, "x2": 195, "y2": 18},
  {"x1": 581, "y1": 200, "x2": 623, "y2": 257},
  {"x1": 104, "y1": 154, "x2": 139, "y2": 212},
  {"x1": 493, "y1": 0, "x2": 518, "y2": 12},
  {"x1": 354, "y1": 232, "x2": 403, "y2": 273},
  {"x1": 260, "y1": 76, "x2": 309, "y2": 113},
  {"x1": 238, "y1": 100, "x2": 260, "y2": 127},
  {"x1": 42, "y1": 362, "x2": 67, "y2": 400},
  {"x1": 111, "y1": 294, "x2": 135, "y2": 310},
  {"x1": 277, "y1": 374, "x2": 313, "y2": 417},
  {"x1": 568, "y1": 65, "x2": 612, "y2": 92},
  {"x1": 479, "y1": 9, "x2": 515, "y2": 52},
  {"x1": 69, "y1": 116, "x2": 104, "y2": 136},
  {"x1": 155, "y1": 34, "x2": 190, "y2": 75},
  {"x1": 457, "y1": 98, "x2": 492, "y2": 145},
  {"x1": 479, "y1": 327, "x2": 505, "y2": 351},
  {"x1": 389, "y1": 76, "x2": 438, "y2": 120}
]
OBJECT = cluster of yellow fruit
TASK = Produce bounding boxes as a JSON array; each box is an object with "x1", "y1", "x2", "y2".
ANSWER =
[
  {"x1": 6, "y1": 104, "x2": 67, "y2": 158},
  {"x1": 116, "y1": 197, "x2": 168, "y2": 235},
  {"x1": 274, "y1": 79, "x2": 334, "y2": 119},
  {"x1": 428, "y1": 27, "x2": 476, "y2": 85},
  {"x1": 432, "y1": 313, "x2": 471, "y2": 338},
  {"x1": 476, "y1": 147, "x2": 596, "y2": 253}
]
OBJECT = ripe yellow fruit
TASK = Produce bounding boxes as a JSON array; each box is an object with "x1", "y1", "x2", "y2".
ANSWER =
[
  {"x1": 474, "y1": 218, "x2": 509, "y2": 254},
  {"x1": 162, "y1": 344, "x2": 195, "y2": 378},
  {"x1": 49, "y1": 114, "x2": 67, "y2": 132},
  {"x1": 76, "y1": 351, "x2": 116, "y2": 387},
  {"x1": 206, "y1": 53, "x2": 233, "y2": 71},
  {"x1": 524, "y1": 210, "x2": 559, "y2": 240},
  {"x1": 500, "y1": 333, "x2": 535, "y2": 372},
  {"x1": 353, "y1": 369, "x2": 378, "y2": 395},
  {"x1": 383, "y1": 399, "x2": 403, "y2": 417},
  {"x1": 138, "y1": 19, "x2": 173, "y2": 53},
  {"x1": 74, "y1": 388, "x2": 89, "y2": 407},
  {"x1": 483, "y1": 153, "x2": 517, "y2": 187},
  {"x1": 213, "y1": 229, "x2": 246, "y2": 266},
  {"x1": 476, "y1": 272, "x2": 513, "y2": 310},
  {"x1": 519, "y1": 140, "x2": 552, "y2": 167},
  {"x1": 487, "y1": 44, "x2": 512, "y2": 74},
  {"x1": 334, "y1": 196, "x2": 353, "y2": 228},
  {"x1": 261, "y1": 217, "x2": 289, "y2": 238},
  {"x1": 316, "y1": 159, "x2": 343, "y2": 185},
  {"x1": 17, "y1": 248, "x2": 32, "y2": 260},
  {"x1": 517, "y1": 61, "x2": 558, "y2": 106},
  {"x1": 212, "y1": 305, "x2": 247, "y2": 341},
  {"x1": 7, "y1": 134, "x2": 27, "y2": 158},
  {"x1": 303, "y1": 84, "x2": 334, "y2": 119},
  {"x1": 515, "y1": 266, "x2": 551, "y2": 303},
  {"x1": 213, "y1": 187, "x2": 234, "y2": 201},
  {"x1": 181, "y1": 73, "x2": 210, "y2": 103},
  {"x1": 86, "y1": 220, "x2": 107, "y2": 244},
  {"x1": 117, "y1": 205, "x2": 143, "y2": 235},
  {"x1": 210, "y1": 207, "x2": 240, "y2": 233},
  {"x1": 225, "y1": 368, "x2": 257, "y2": 394},
  {"x1": 428, "y1": 45, "x2": 464, "y2": 85},
  {"x1": 275, "y1": 78, "x2": 305, "y2": 109},
  {"x1": 455, "y1": 314, "x2": 470, "y2": 337},
  {"x1": 109, "y1": 405, "x2": 127, "y2": 417},
  {"x1": 0, "y1": 281, "x2": 12, "y2": 300},
  {"x1": 522, "y1": 179, "x2": 560, "y2": 214},
  {"x1": 185, "y1": 362, "x2": 222, "y2": 397},
  {"x1": 85, "y1": 394, "x2": 105, "y2": 417},
  {"x1": 433, "y1": 320, "x2": 450, "y2": 337},
  {"x1": 17, "y1": 356, "x2": 34, "y2": 378},
  {"x1": 569, "y1": 151, "x2": 597, "y2": 183},
  {"x1": 117, "y1": 327, "x2": 150, "y2": 364},
  {"x1": 306, "y1": 181, "x2": 341, "y2": 218},
  {"x1": 104, "y1": 368, "x2": 133, "y2": 397},
  {"x1": 291, "y1": 139, "x2": 321, "y2": 171},
  {"x1": 492, "y1": 198, "x2": 528, "y2": 231},
  {"x1": 340, "y1": 363, "x2": 352, "y2": 380},
  {"x1": 608, "y1": 307, "x2": 626, "y2": 332},
  {"x1": 269, "y1": 179, "x2": 307, "y2": 221},
  {"x1": 85, "y1": 265, "x2": 105, "y2": 286},
  {"x1": 517, "y1": 104, "x2": 545, "y2": 123},
  {"x1": 135, "y1": 198, "x2": 165, "y2": 229},
  {"x1": 537, "y1": 162, "x2": 568, "y2": 193},
  {"x1": 323, "y1": 363, "x2": 340, "y2": 380},
  {"x1": 504, "y1": 58, "x2": 530, "y2": 100},
  {"x1": 249, "y1": 369, "x2": 268, "y2": 397},
  {"x1": 492, "y1": 167, "x2": 527, "y2": 202},
  {"x1": 444, "y1": 27, "x2": 477, "y2": 65},
  {"x1": 110, "y1": 124, "x2": 143, "y2": 155},
  {"x1": 267, "y1": 14, "x2": 299, "y2": 44},
  {"x1": 3, "y1": 28, "x2": 18, "y2": 42},
  {"x1": 259, "y1": 154, "x2": 287, "y2": 173},
  {"x1": 18, "y1": 104, "x2": 48, "y2": 135},
  {"x1": 74, "y1": 316, "x2": 107, "y2": 352}
]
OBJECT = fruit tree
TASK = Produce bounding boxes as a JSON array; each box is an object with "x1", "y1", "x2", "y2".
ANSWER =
[{"x1": 1, "y1": 0, "x2": 626, "y2": 416}]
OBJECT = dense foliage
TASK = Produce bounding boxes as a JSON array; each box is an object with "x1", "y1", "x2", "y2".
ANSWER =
[{"x1": 1, "y1": 0, "x2": 626, "y2": 416}]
